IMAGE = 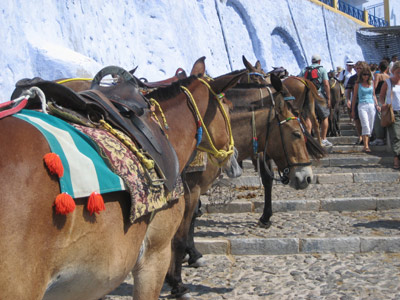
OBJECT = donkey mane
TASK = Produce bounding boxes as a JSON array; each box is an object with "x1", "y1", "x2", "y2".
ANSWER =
[{"x1": 145, "y1": 75, "x2": 199, "y2": 101}]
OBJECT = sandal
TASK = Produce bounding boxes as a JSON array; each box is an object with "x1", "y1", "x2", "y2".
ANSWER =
[{"x1": 362, "y1": 148, "x2": 371, "y2": 153}]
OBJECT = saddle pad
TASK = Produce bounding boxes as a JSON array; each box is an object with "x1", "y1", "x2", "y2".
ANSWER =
[
  {"x1": 73, "y1": 124, "x2": 184, "y2": 222},
  {"x1": 14, "y1": 109, "x2": 126, "y2": 198},
  {"x1": 186, "y1": 151, "x2": 207, "y2": 173}
]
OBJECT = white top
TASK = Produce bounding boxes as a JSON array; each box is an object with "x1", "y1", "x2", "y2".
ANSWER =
[
  {"x1": 386, "y1": 78, "x2": 400, "y2": 111},
  {"x1": 338, "y1": 69, "x2": 356, "y2": 88}
]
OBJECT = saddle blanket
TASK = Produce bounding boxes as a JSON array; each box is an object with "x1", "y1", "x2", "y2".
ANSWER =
[
  {"x1": 14, "y1": 109, "x2": 126, "y2": 198},
  {"x1": 14, "y1": 109, "x2": 183, "y2": 222}
]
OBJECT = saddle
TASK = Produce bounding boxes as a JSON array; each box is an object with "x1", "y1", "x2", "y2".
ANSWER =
[
  {"x1": 11, "y1": 67, "x2": 180, "y2": 191},
  {"x1": 138, "y1": 68, "x2": 187, "y2": 90}
]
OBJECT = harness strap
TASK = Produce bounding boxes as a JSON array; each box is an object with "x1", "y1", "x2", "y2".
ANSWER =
[
  {"x1": 0, "y1": 98, "x2": 28, "y2": 119},
  {"x1": 184, "y1": 78, "x2": 235, "y2": 166},
  {"x1": 0, "y1": 87, "x2": 48, "y2": 119},
  {"x1": 252, "y1": 110, "x2": 258, "y2": 157}
]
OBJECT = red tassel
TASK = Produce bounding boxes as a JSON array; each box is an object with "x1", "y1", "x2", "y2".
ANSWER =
[
  {"x1": 87, "y1": 192, "x2": 105, "y2": 215},
  {"x1": 54, "y1": 193, "x2": 76, "y2": 215},
  {"x1": 44, "y1": 153, "x2": 64, "y2": 177}
]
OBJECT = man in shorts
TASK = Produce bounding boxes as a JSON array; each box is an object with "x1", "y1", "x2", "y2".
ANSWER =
[{"x1": 299, "y1": 54, "x2": 332, "y2": 147}]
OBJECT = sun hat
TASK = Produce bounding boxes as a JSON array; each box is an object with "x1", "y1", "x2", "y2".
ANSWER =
[
  {"x1": 346, "y1": 60, "x2": 355, "y2": 66},
  {"x1": 311, "y1": 54, "x2": 321, "y2": 63}
]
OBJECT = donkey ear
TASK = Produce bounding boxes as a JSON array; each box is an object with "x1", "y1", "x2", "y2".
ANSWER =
[
  {"x1": 270, "y1": 73, "x2": 283, "y2": 92},
  {"x1": 255, "y1": 60, "x2": 261, "y2": 70},
  {"x1": 242, "y1": 55, "x2": 254, "y2": 71},
  {"x1": 211, "y1": 70, "x2": 247, "y2": 94},
  {"x1": 190, "y1": 56, "x2": 206, "y2": 77}
]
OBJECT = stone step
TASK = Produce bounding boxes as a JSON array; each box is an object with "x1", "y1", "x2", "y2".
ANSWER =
[
  {"x1": 326, "y1": 144, "x2": 390, "y2": 154},
  {"x1": 338, "y1": 129, "x2": 358, "y2": 136},
  {"x1": 338, "y1": 123, "x2": 354, "y2": 130},
  {"x1": 327, "y1": 136, "x2": 360, "y2": 144},
  {"x1": 237, "y1": 156, "x2": 398, "y2": 187},
  {"x1": 193, "y1": 208, "x2": 400, "y2": 256},
  {"x1": 313, "y1": 153, "x2": 393, "y2": 167}
]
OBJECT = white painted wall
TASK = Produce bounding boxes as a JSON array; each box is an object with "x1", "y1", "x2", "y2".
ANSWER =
[{"x1": 0, "y1": 0, "x2": 389, "y2": 102}]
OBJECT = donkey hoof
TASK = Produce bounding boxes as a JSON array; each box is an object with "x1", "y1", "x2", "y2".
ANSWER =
[
  {"x1": 177, "y1": 292, "x2": 193, "y2": 300},
  {"x1": 188, "y1": 257, "x2": 207, "y2": 268},
  {"x1": 172, "y1": 285, "x2": 191, "y2": 299},
  {"x1": 258, "y1": 219, "x2": 272, "y2": 229},
  {"x1": 182, "y1": 254, "x2": 190, "y2": 263}
]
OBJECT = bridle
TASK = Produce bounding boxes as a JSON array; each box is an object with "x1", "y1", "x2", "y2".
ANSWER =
[
  {"x1": 181, "y1": 77, "x2": 234, "y2": 167},
  {"x1": 261, "y1": 87, "x2": 311, "y2": 185},
  {"x1": 240, "y1": 71, "x2": 310, "y2": 184}
]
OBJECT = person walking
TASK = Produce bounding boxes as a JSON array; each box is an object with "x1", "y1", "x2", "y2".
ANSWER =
[
  {"x1": 389, "y1": 55, "x2": 398, "y2": 75},
  {"x1": 299, "y1": 54, "x2": 332, "y2": 147},
  {"x1": 339, "y1": 60, "x2": 356, "y2": 118},
  {"x1": 346, "y1": 61, "x2": 368, "y2": 145},
  {"x1": 371, "y1": 60, "x2": 390, "y2": 146},
  {"x1": 379, "y1": 61, "x2": 400, "y2": 169},
  {"x1": 338, "y1": 60, "x2": 356, "y2": 88},
  {"x1": 351, "y1": 64, "x2": 378, "y2": 153}
]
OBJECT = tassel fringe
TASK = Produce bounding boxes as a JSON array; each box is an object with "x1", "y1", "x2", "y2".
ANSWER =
[
  {"x1": 43, "y1": 153, "x2": 64, "y2": 177},
  {"x1": 54, "y1": 193, "x2": 76, "y2": 215},
  {"x1": 45, "y1": 153, "x2": 105, "y2": 216},
  {"x1": 87, "y1": 192, "x2": 105, "y2": 215}
]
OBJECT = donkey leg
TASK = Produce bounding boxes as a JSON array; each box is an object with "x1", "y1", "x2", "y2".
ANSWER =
[
  {"x1": 258, "y1": 158, "x2": 274, "y2": 229},
  {"x1": 185, "y1": 204, "x2": 204, "y2": 267},
  {"x1": 311, "y1": 113, "x2": 322, "y2": 145},
  {"x1": 133, "y1": 196, "x2": 185, "y2": 300},
  {"x1": 166, "y1": 186, "x2": 201, "y2": 298}
]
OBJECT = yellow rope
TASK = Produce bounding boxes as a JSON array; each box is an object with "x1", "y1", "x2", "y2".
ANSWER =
[
  {"x1": 181, "y1": 80, "x2": 234, "y2": 166},
  {"x1": 56, "y1": 78, "x2": 93, "y2": 84},
  {"x1": 99, "y1": 119, "x2": 155, "y2": 170},
  {"x1": 149, "y1": 98, "x2": 169, "y2": 133}
]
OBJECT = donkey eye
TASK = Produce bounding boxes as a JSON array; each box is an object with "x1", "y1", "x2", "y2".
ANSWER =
[{"x1": 293, "y1": 131, "x2": 302, "y2": 138}]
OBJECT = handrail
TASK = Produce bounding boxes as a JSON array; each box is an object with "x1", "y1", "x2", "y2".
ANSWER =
[{"x1": 318, "y1": 0, "x2": 388, "y2": 27}]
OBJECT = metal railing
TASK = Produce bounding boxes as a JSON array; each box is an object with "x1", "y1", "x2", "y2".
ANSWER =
[
  {"x1": 318, "y1": 0, "x2": 388, "y2": 27},
  {"x1": 337, "y1": 1, "x2": 364, "y2": 21},
  {"x1": 319, "y1": 0, "x2": 333, "y2": 6},
  {"x1": 368, "y1": 14, "x2": 388, "y2": 27}
]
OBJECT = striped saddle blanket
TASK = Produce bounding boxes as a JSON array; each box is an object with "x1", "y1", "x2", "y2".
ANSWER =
[{"x1": 14, "y1": 109, "x2": 183, "y2": 222}]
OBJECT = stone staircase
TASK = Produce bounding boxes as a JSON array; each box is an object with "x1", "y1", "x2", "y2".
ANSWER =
[
  {"x1": 106, "y1": 114, "x2": 400, "y2": 300},
  {"x1": 192, "y1": 114, "x2": 400, "y2": 256}
]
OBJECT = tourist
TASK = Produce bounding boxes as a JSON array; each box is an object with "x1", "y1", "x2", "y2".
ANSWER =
[
  {"x1": 351, "y1": 64, "x2": 378, "y2": 153},
  {"x1": 379, "y1": 61, "x2": 400, "y2": 169}
]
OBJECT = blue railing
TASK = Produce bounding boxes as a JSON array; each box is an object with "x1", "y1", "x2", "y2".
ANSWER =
[
  {"x1": 318, "y1": 0, "x2": 388, "y2": 27},
  {"x1": 319, "y1": 0, "x2": 333, "y2": 6},
  {"x1": 368, "y1": 14, "x2": 388, "y2": 27},
  {"x1": 338, "y1": 0, "x2": 364, "y2": 21}
]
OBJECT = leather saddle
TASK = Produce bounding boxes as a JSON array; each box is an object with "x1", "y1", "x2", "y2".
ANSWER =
[
  {"x1": 11, "y1": 66, "x2": 180, "y2": 191},
  {"x1": 138, "y1": 68, "x2": 187, "y2": 89}
]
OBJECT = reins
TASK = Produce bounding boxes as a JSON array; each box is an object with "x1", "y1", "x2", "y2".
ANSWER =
[{"x1": 180, "y1": 77, "x2": 234, "y2": 166}]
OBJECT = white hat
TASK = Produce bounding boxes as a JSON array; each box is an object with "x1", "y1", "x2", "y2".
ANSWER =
[
  {"x1": 311, "y1": 54, "x2": 321, "y2": 63},
  {"x1": 346, "y1": 60, "x2": 355, "y2": 66}
]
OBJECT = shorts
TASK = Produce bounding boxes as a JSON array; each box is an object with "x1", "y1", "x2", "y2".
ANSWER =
[{"x1": 315, "y1": 92, "x2": 330, "y2": 120}]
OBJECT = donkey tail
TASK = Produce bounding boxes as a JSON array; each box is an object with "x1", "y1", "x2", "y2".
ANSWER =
[{"x1": 304, "y1": 79, "x2": 326, "y2": 108}]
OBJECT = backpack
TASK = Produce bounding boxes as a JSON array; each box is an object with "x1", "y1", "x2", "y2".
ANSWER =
[{"x1": 304, "y1": 66, "x2": 322, "y2": 90}]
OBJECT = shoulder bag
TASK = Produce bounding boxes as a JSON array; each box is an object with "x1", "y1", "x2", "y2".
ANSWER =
[{"x1": 381, "y1": 78, "x2": 395, "y2": 127}]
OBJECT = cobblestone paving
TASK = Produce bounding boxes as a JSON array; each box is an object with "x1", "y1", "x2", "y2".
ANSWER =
[
  {"x1": 106, "y1": 253, "x2": 400, "y2": 300},
  {"x1": 193, "y1": 210, "x2": 400, "y2": 240},
  {"x1": 104, "y1": 160, "x2": 400, "y2": 299}
]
